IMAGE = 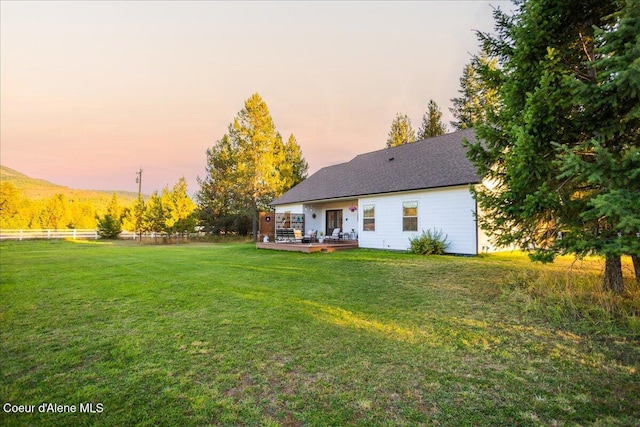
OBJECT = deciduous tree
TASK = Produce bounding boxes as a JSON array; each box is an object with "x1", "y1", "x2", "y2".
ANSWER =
[
  {"x1": 40, "y1": 194, "x2": 71, "y2": 230},
  {"x1": 163, "y1": 177, "x2": 197, "y2": 236},
  {"x1": 144, "y1": 191, "x2": 165, "y2": 238},
  {"x1": 122, "y1": 196, "x2": 145, "y2": 239},
  {"x1": 0, "y1": 182, "x2": 22, "y2": 229}
]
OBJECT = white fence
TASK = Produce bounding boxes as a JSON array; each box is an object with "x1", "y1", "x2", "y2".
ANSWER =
[{"x1": 0, "y1": 229, "x2": 137, "y2": 241}]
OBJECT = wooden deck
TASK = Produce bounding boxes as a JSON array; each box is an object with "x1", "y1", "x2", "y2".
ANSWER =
[{"x1": 256, "y1": 240, "x2": 359, "y2": 253}]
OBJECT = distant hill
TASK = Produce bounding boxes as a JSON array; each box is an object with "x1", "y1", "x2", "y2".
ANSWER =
[{"x1": 0, "y1": 165, "x2": 142, "y2": 204}]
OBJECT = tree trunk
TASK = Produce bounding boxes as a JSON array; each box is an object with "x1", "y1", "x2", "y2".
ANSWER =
[
  {"x1": 252, "y1": 199, "x2": 259, "y2": 242},
  {"x1": 603, "y1": 255, "x2": 624, "y2": 294},
  {"x1": 632, "y1": 254, "x2": 640, "y2": 283}
]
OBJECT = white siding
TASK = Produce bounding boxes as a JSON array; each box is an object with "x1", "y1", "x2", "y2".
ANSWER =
[
  {"x1": 303, "y1": 203, "x2": 324, "y2": 234},
  {"x1": 358, "y1": 186, "x2": 478, "y2": 255}
]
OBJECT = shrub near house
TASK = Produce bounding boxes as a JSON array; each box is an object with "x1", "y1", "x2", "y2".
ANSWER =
[{"x1": 409, "y1": 229, "x2": 450, "y2": 255}]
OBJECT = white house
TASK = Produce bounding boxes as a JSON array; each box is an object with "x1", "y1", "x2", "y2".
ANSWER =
[{"x1": 270, "y1": 129, "x2": 497, "y2": 255}]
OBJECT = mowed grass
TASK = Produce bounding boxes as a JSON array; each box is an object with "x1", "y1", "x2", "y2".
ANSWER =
[{"x1": 0, "y1": 241, "x2": 638, "y2": 426}]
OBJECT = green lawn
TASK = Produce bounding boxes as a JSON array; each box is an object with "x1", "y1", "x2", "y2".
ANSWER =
[{"x1": 1, "y1": 240, "x2": 638, "y2": 426}]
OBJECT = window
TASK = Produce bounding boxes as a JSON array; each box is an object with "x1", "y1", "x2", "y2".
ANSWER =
[
  {"x1": 363, "y1": 204, "x2": 375, "y2": 231},
  {"x1": 403, "y1": 201, "x2": 418, "y2": 231}
]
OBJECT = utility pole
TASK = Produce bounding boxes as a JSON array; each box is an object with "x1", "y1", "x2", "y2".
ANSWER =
[
  {"x1": 136, "y1": 167, "x2": 143, "y2": 197},
  {"x1": 136, "y1": 167, "x2": 143, "y2": 241}
]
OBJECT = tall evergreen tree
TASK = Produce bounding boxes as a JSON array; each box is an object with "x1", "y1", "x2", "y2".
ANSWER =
[
  {"x1": 465, "y1": 0, "x2": 633, "y2": 291},
  {"x1": 556, "y1": 0, "x2": 640, "y2": 287},
  {"x1": 417, "y1": 99, "x2": 447, "y2": 139},
  {"x1": 197, "y1": 93, "x2": 308, "y2": 239},
  {"x1": 386, "y1": 113, "x2": 416, "y2": 147},
  {"x1": 450, "y1": 51, "x2": 500, "y2": 130},
  {"x1": 283, "y1": 134, "x2": 309, "y2": 188},
  {"x1": 197, "y1": 134, "x2": 244, "y2": 233},
  {"x1": 232, "y1": 93, "x2": 287, "y2": 240}
]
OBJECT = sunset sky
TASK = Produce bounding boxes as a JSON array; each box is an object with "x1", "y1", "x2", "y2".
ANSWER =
[{"x1": 1, "y1": 1, "x2": 505, "y2": 196}]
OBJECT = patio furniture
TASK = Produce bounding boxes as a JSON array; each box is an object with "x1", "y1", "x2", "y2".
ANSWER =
[
  {"x1": 302, "y1": 230, "x2": 317, "y2": 243},
  {"x1": 325, "y1": 228, "x2": 341, "y2": 242},
  {"x1": 276, "y1": 228, "x2": 302, "y2": 243},
  {"x1": 275, "y1": 228, "x2": 286, "y2": 242}
]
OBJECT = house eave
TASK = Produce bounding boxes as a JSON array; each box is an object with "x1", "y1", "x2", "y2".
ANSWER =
[
  {"x1": 270, "y1": 195, "x2": 358, "y2": 207},
  {"x1": 271, "y1": 181, "x2": 479, "y2": 207}
]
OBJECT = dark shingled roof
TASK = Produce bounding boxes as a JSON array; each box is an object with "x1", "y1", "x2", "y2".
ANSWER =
[{"x1": 271, "y1": 129, "x2": 480, "y2": 205}]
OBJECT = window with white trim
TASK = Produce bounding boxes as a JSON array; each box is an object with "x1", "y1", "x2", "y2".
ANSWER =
[
  {"x1": 402, "y1": 201, "x2": 418, "y2": 232},
  {"x1": 363, "y1": 204, "x2": 375, "y2": 231}
]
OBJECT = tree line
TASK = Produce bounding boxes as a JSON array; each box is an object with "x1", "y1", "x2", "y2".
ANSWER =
[
  {"x1": 0, "y1": 178, "x2": 198, "y2": 241},
  {"x1": 0, "y1": 182, "x2": 100, "y2": 230},
  {"x1": 96, "y1": 177, "x2": 198, "y2": 240}
]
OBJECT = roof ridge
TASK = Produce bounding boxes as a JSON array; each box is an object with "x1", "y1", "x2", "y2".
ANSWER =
[{"x1": 354, "y1": 128, "x2": 475, "y2": 158}]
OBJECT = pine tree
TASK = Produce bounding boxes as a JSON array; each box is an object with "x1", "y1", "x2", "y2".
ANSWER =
[
  {"x1": 450, "y1": 51, "x2": 500, "y2": 130},
  {"x1": 231, "y1": 93, "x2": 288, "y2": 240},
  {"x1": 386, "y1": 113, "x2": 416, "y2": 147},
  {"x1": 197, "y1": 134, "x2": 242, "y2": 233},
  {"x1": 283, "y1": 134, "x2": 308, "y2": 188},
  {"x1": 97, "y1": 193, "x2": 123, "y2": 239},
  {"x1": 197, "y1": 93, "x2": 308, "y2": 239},
  {"x1": 556, "y1": 0, "x2": 640, "y2": 287},
  {"x1": 465, "y1": 0, "x2": 631, "y2": 291},
  {"x1": 97, "y1": 213, "x2": 122, "y2": 239},
  {"x1": 417, "y1": 99, "x2": 447, "y2": 139}
]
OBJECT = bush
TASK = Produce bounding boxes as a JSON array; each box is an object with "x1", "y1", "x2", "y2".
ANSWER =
[
  {"x1": 97, "y1": 213, "x2": 122, "y2": 239},
  {"x1": 409, "y1": 228, "x2": 449, "y2": 255}
]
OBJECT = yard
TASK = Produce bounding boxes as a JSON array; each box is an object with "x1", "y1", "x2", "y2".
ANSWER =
[{"x1": 0, "y1": 240, "x2": 638, "y2": 426}]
